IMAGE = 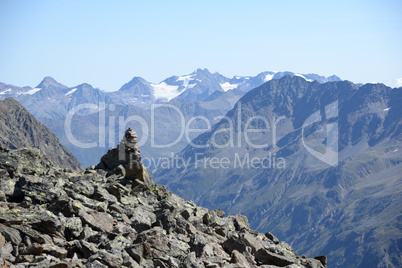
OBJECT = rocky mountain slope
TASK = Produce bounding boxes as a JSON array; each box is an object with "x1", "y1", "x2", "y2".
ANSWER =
[
  {"x1": 155, "y1": 75, "x2": 402, "y2": 267},
  {"x1": 0, "y1": 130, "x2": 326, "y2": 267},
  {"x1": 0, "y1": 98, "x2": 81, "y2": 171}
]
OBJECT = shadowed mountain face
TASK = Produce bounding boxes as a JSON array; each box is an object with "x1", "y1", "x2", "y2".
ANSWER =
[
  {"x1": 154, "y1": 76, "x2": 402, "y2": 268},
  {"x1": 0, "y1": 98, "x2": 81, "y2": 171}
]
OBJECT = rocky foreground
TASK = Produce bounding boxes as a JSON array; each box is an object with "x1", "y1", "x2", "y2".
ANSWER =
[{"x1": 0, "y1": 145, "x2": 326, "y2": 267}]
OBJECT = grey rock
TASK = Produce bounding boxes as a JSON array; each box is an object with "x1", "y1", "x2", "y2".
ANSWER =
[
  {"x1": 125, "y1": 245, "x2": 143, "y2": 264},
  {"x1": 0, "y1": 233, "x2": 4, "y2": 247},
  {"x1": 265, "y1": 232, "x2": 280, "y2": 244},
  {"x1": 41, "y1": 243, "x2": 68, "y2": 259},
  {"x1": 255, "y1": 248, "x2": 295, "y2": 266},
  {"x1": 0, "y1": 242, "x2": 14, "y2": 262},
  {"x1": 0, "y1": 224, "x2": 22, "y2": 246},
  {"x1": 71, "y1": 180, "x2": 95, "y2": 197},
  {"x1": 65, "y1": 217, "x2": 83, "y2": 239},
  {"x1": 230, "y1": 249, "x2": 254, "y2": 267},
  {"x1": 86, "y1": 259, "x2": 108, "y2": 268},
  {"x1": 130, "y1": 206, "x2": 156, "y2": 231},
  {"x1": 92, "y1": 186, "x2": 118, "y2": 204},
  {"x1": 87, "y1": 250, "x2": 123, "y2": 268},
  {"x1": 78, "y1": 208, "x2": 115, "y2": 232},
  {"x1": 0, "y1": 132, "x2": 325, "y2": 268}
]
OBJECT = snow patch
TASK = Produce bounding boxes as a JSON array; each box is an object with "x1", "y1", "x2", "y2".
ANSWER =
[
  {"x1": 151, "y1": 82, "x2": 180, "y2": 101},
  {"x1": 186, "y1": 83, "x2": 196, "y2": 89},
  {"x1": 65, "y1": 88, "x2": 78, "y2": 96},
  {"x1": 383, "y1": 107, "x2": 390, "y2": 111},
  {"x1": 177, "y1": 75, "x2": 193, "y2": 82},
  {"x1": 294, "y1": 74, "x2": 313, "y2": 82},
  {"x1": 0, "y1": 88, "x2": 11, "y2": 95},
  {"x1": 22, "y1": 88, "x2": 42, "y2": 95},
  {"x1": 220, "y1": 82, "x2": 238, "y2": 91},
  {"x1": 176, "y1": 74, "x2": 198, "y2": 91},
  {"x1": 264, "y1": 74, "x2": 275, "y2": 82},
  {"x1": 234, "y1": 76, "x2": 250, "y2": 80}
]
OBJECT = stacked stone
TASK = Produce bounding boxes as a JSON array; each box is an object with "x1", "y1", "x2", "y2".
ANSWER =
[
  {"x1": 95, "y1": 128, "x2": 152, "y2": 187},
  {"x1": 122, "y1": 128, "x2": 139, "y2": 152}
]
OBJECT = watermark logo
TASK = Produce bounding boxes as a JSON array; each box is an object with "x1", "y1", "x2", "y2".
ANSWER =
[
  {"x1": 301, "y1": 101, "x2": 339, "y2": 166},
  {"x1": 63, "y1": 100, "x2": 339, "y2": 170}
]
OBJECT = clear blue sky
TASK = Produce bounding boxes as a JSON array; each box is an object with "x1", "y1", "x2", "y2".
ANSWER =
[{"x1": 1, "y1": 0, "x2": 401, "y2": 91}]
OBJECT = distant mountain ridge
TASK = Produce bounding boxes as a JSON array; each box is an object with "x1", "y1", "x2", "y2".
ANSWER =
[
  {"x1": 113, "y1": 69, "x2": 341, "y2": 105},
  {"x1": 0, "y1": 70, "x2": 343, "y2": 167},
  {"x1": 0, "y1": 69, "x2": 341, "y2": 112}
]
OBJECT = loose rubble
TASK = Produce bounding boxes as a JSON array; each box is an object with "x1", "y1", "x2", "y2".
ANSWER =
[{"x1": 0, "y1": 129, "x2": 326, "y2": 267}]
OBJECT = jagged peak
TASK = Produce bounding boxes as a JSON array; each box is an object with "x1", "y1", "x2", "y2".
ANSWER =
[
  {"x1": 327, "y1": 75, "x2": 342, "y2": 82},
  {"x1": 119, "y1": 76, "x2": 151, "y2": 91},
  {"x1": 191, "y1": 68, "x2": 211, "y2": 75},
  {"x1": 36, "y1": 76, "x2": 68, "y2": 89},
  {"x1": 129, "y1": 76, "x2": 149, "y2": 84},
  {"x1": 76, "y1": 83, "x2": 95, "y2": 90}
]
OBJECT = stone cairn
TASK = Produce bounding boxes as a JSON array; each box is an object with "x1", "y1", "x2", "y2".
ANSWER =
[{"x1": 95, "y1": 128, "x2": 152, "y2": 187}]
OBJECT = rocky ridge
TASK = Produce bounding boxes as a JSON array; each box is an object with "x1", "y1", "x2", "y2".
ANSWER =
[
  {"x1": 0, "y1": 130, "x2": 326, "y2": 267},
  {"x1": 0, "y1": 98, "x2": 81, "y2": 171}
]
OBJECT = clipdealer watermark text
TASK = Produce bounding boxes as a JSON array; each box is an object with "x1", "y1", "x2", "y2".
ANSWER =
[
  {"x1": 142, "y1": 152, "x2": 286, "y2": 171},
  {"x1": 64, "y1": 100, "x2": 339, "y2": 167}
]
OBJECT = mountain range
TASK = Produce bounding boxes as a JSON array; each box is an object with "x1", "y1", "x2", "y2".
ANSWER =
[
  {"x1": 154, "y1": 75, "x2": 402, "y2": 267},
  {"x1": 1, "y1": 69, "x2": 401, "y2": 267},
  {"x1": 0, "y1": 69, "x2": 341, "y2": 168},
  {"x1": 0, "y1": 69, "x2": 341, "y2": 114}
]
